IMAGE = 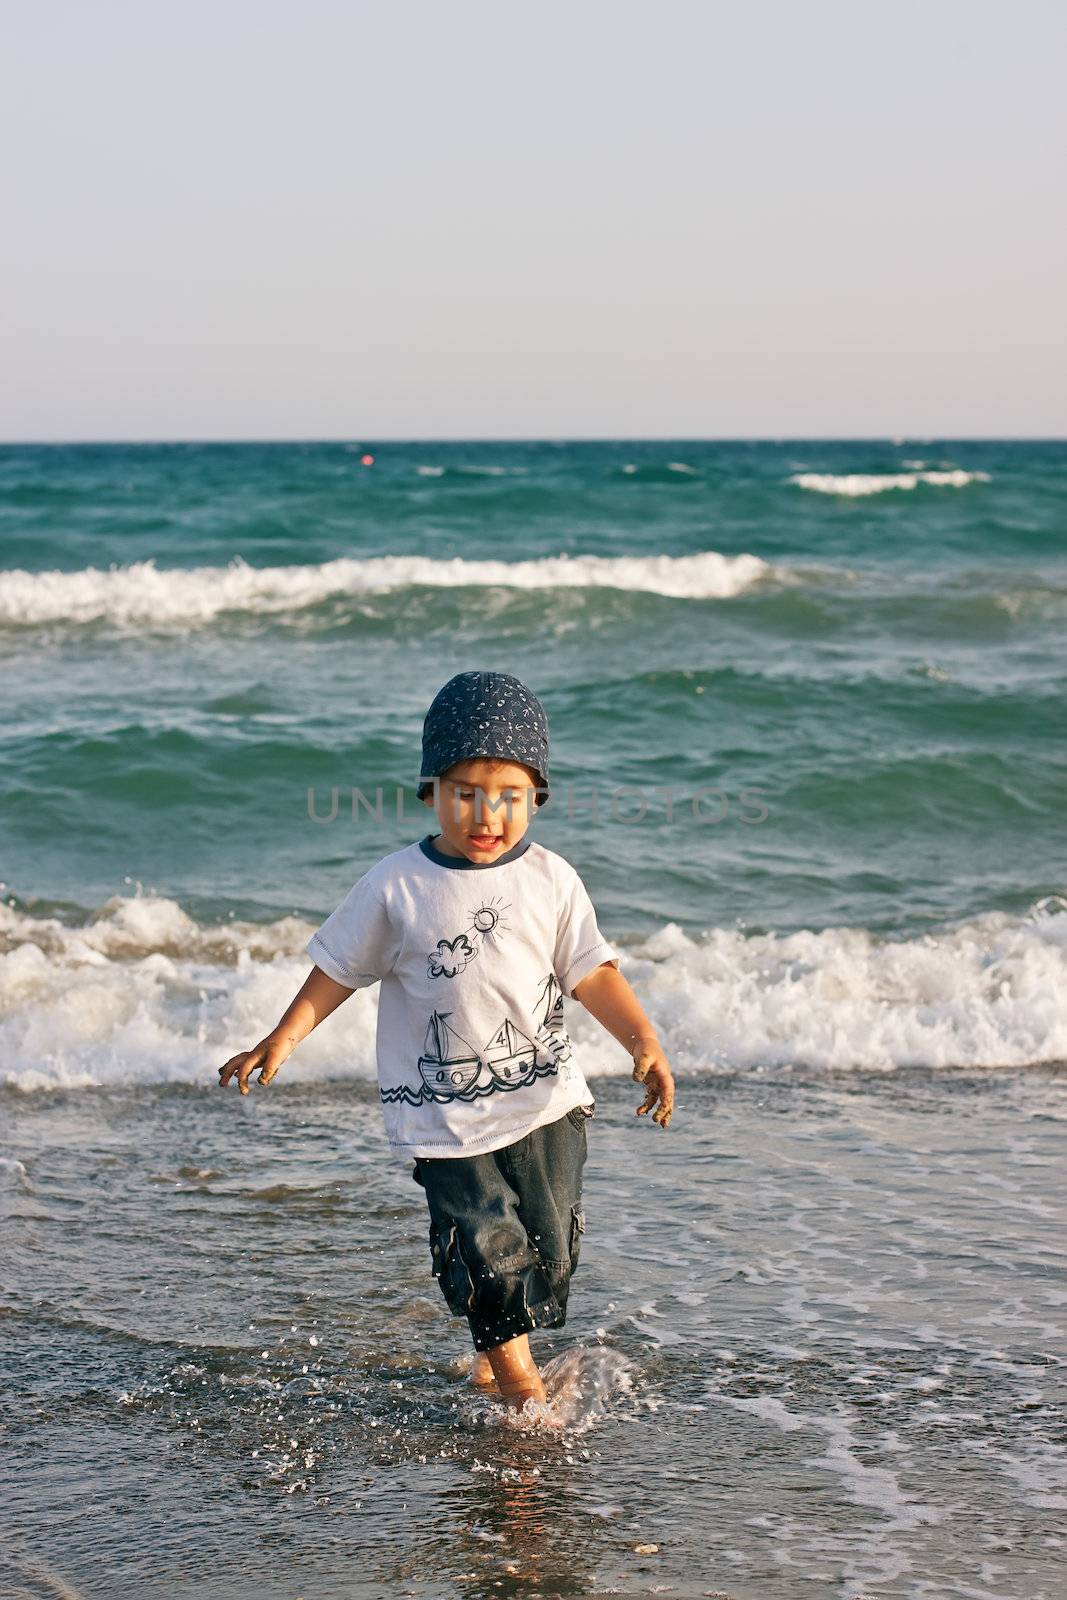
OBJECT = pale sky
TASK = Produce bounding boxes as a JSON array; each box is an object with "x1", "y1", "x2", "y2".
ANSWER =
[{"x1": 2, "y1": 0, "x2": 1065, "y2": 440}]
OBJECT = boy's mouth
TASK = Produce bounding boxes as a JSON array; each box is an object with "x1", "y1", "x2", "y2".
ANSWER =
[{"x1": 468, "y1": 834, "x2": 502, "y2": 850}]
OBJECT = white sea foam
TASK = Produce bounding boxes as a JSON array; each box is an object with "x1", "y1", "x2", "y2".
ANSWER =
[
  {"x1": 412, "y1": 463, "x2": 529, "y2": 477},
  {"x1": 2, "y1": 894, "x2": 1065, "y2": 1092},
  {"x1": 710, "y1": 1384, "x2": 943, "y2": 1531},
  {"x1": 791, "y1": 469, "x2": 991, "y2": 496},
  {"x1": 0, "y1": 549, "x2": 769, "y2": 629}
]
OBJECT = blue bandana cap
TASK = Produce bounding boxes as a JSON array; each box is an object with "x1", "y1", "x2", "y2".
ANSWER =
[{"x1": 417, "y1": 671, "x2": 550, "y2": 808}]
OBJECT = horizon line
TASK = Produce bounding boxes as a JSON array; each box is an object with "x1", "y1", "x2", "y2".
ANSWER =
[{"x1": 1, "y1": 434, "x2": 1065, "y2": 447}]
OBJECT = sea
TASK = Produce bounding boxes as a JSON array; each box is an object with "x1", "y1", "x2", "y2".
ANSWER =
[{"x1": 2, "y1": 439, "x2": 1065, "y2": 1599}]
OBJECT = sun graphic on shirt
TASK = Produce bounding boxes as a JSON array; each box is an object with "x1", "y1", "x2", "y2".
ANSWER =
[{"x1": 468, "y1": 896, "x2": 511, "y2": 943}]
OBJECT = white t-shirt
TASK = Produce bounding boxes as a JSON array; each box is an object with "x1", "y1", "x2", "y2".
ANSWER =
[{"x1": 305, "y1": 831, "x2": 620, "y2": 1158}]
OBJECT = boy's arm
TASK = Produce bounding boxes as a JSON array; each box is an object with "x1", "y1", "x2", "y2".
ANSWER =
[
  {"x1": 218, "y1": 964, "x2": 354, "y2": 1095},
  {"x1": 571, "y1": 963, "x2": 675, "y2": 1128}
]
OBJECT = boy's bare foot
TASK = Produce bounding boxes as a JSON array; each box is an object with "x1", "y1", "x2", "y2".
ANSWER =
[
  {"x1": 487, "y1": 1332, "x2": 544, "y2": 1403},
  {"x1": 486, "y1": 1332, "x2": 560, "y2": 1421},
  {"x1": 470, "y1": 1351, "x2": 497, "y2": 1389}
]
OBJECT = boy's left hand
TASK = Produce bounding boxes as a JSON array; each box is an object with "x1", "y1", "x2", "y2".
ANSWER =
[{"x1": 632, "y1": 1041, "x2": 675, "y2": 1128}]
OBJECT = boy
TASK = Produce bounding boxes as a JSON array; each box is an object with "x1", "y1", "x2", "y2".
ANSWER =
[{"x1": 219, "y1": 671, "x2": 675, "y2": 1415}]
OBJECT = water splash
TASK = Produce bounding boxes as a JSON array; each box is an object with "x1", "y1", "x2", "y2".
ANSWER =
[{"x1": 476, "y1": 1345, "x2": 641, "y2": 1435}]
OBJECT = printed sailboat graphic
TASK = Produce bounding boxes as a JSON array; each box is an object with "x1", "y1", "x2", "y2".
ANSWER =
[
  {"x1": 417, "y1": 1011, "x2": 482, "y2": 1094},
  {"x1": 394, "y1": 973, "x2": 571, "y2": 1107},
  {"x1": 537, "y1": 973, "x2": 565, "y2": 1031},
  {"x1": 484, "y1": 1017, "x2": 540, "y2": 1083}
]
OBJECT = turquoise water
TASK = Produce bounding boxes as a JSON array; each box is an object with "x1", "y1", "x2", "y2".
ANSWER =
[
  {"x1": 2, "y1": 441, "x2": 1066, "y2": 1598},
  {"x1": 2, "y1": 439, "x2": 1065, "y2": 1083}
]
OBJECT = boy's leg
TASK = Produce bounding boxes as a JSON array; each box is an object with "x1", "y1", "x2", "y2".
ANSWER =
[
  {"x1": 418, "y1": 1148, "x2": 568, "y2": 1357},
  {"x1": 417, "y1": 1119, "x2": 588, "y2": 1417},
  {"x1": 480, "y1": 1106, "x2": 590, "y2": 1416}
]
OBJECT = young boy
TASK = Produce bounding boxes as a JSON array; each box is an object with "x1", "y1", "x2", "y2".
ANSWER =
[{"x1": 219, "y1": 671, "x2": 675, "y2": 1415}]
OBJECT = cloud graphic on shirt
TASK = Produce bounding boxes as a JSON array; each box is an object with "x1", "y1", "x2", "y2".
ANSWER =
[
  {"x1": 428, "y1": 934, "x2": 477, "y2": 979},
  {"x1": 427, "y1": 898, "x2": 513, "y2": 979}
]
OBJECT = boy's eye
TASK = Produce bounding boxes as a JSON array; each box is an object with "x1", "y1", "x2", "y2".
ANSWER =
[{"x1": 456, "y1": 788, "x2": 521, "y2": 797}]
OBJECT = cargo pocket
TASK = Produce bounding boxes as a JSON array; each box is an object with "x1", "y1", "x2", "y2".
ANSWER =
[
  {"x1": 569, "y1": 1205, "x2": 586, "y2": 1273},
  {"x1": 429, "y1": 1221, "x2": 474, "y2": 1318}
]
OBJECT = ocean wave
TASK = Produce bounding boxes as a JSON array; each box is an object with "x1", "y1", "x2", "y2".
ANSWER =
[
  {"x1": 0, "y1": 550, "x2": 769, "y2": 628},
  {"x1": 413, "y1": 464, "x2": 529, "y2": 477},
  {"x1": 2, "y1": 894, "x2": 1065, "y2": 1092},
  {"x1": 791, "y1": 470, "x2": 991, "y2": 496},
  {"x1": 616, "y1": 461, "x2": 703, "y2": 480}
]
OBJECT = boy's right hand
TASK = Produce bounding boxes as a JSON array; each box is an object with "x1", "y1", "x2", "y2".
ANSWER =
[{"x1": 218, "y1": 1034, "x2": 293, "y2": 1095}]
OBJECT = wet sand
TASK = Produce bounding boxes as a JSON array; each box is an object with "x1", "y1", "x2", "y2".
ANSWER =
[{"x1": 2, "y1": 1066, "x2": 1066, "y2": 1599}]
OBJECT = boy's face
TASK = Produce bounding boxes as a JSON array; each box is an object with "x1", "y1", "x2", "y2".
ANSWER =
[{"x1": 422, "y1": 757, "x2": 539, "y2": 862}]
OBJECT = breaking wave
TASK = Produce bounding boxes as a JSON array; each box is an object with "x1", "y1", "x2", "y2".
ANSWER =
[
  {"x1": 2, "y1": 893, "x2": 1065, "y2": 1092},
  {"x1": 0, "y1": 549, "x2": 769, "y2": 630},
  {"x1": 790, "y1": 470, "x2": 991, "y2": 497}
]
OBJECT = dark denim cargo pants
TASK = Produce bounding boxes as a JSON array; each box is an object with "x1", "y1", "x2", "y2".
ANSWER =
[{"x1": 412, "y1": 1104, "x2": 591, "y2": 1352}]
